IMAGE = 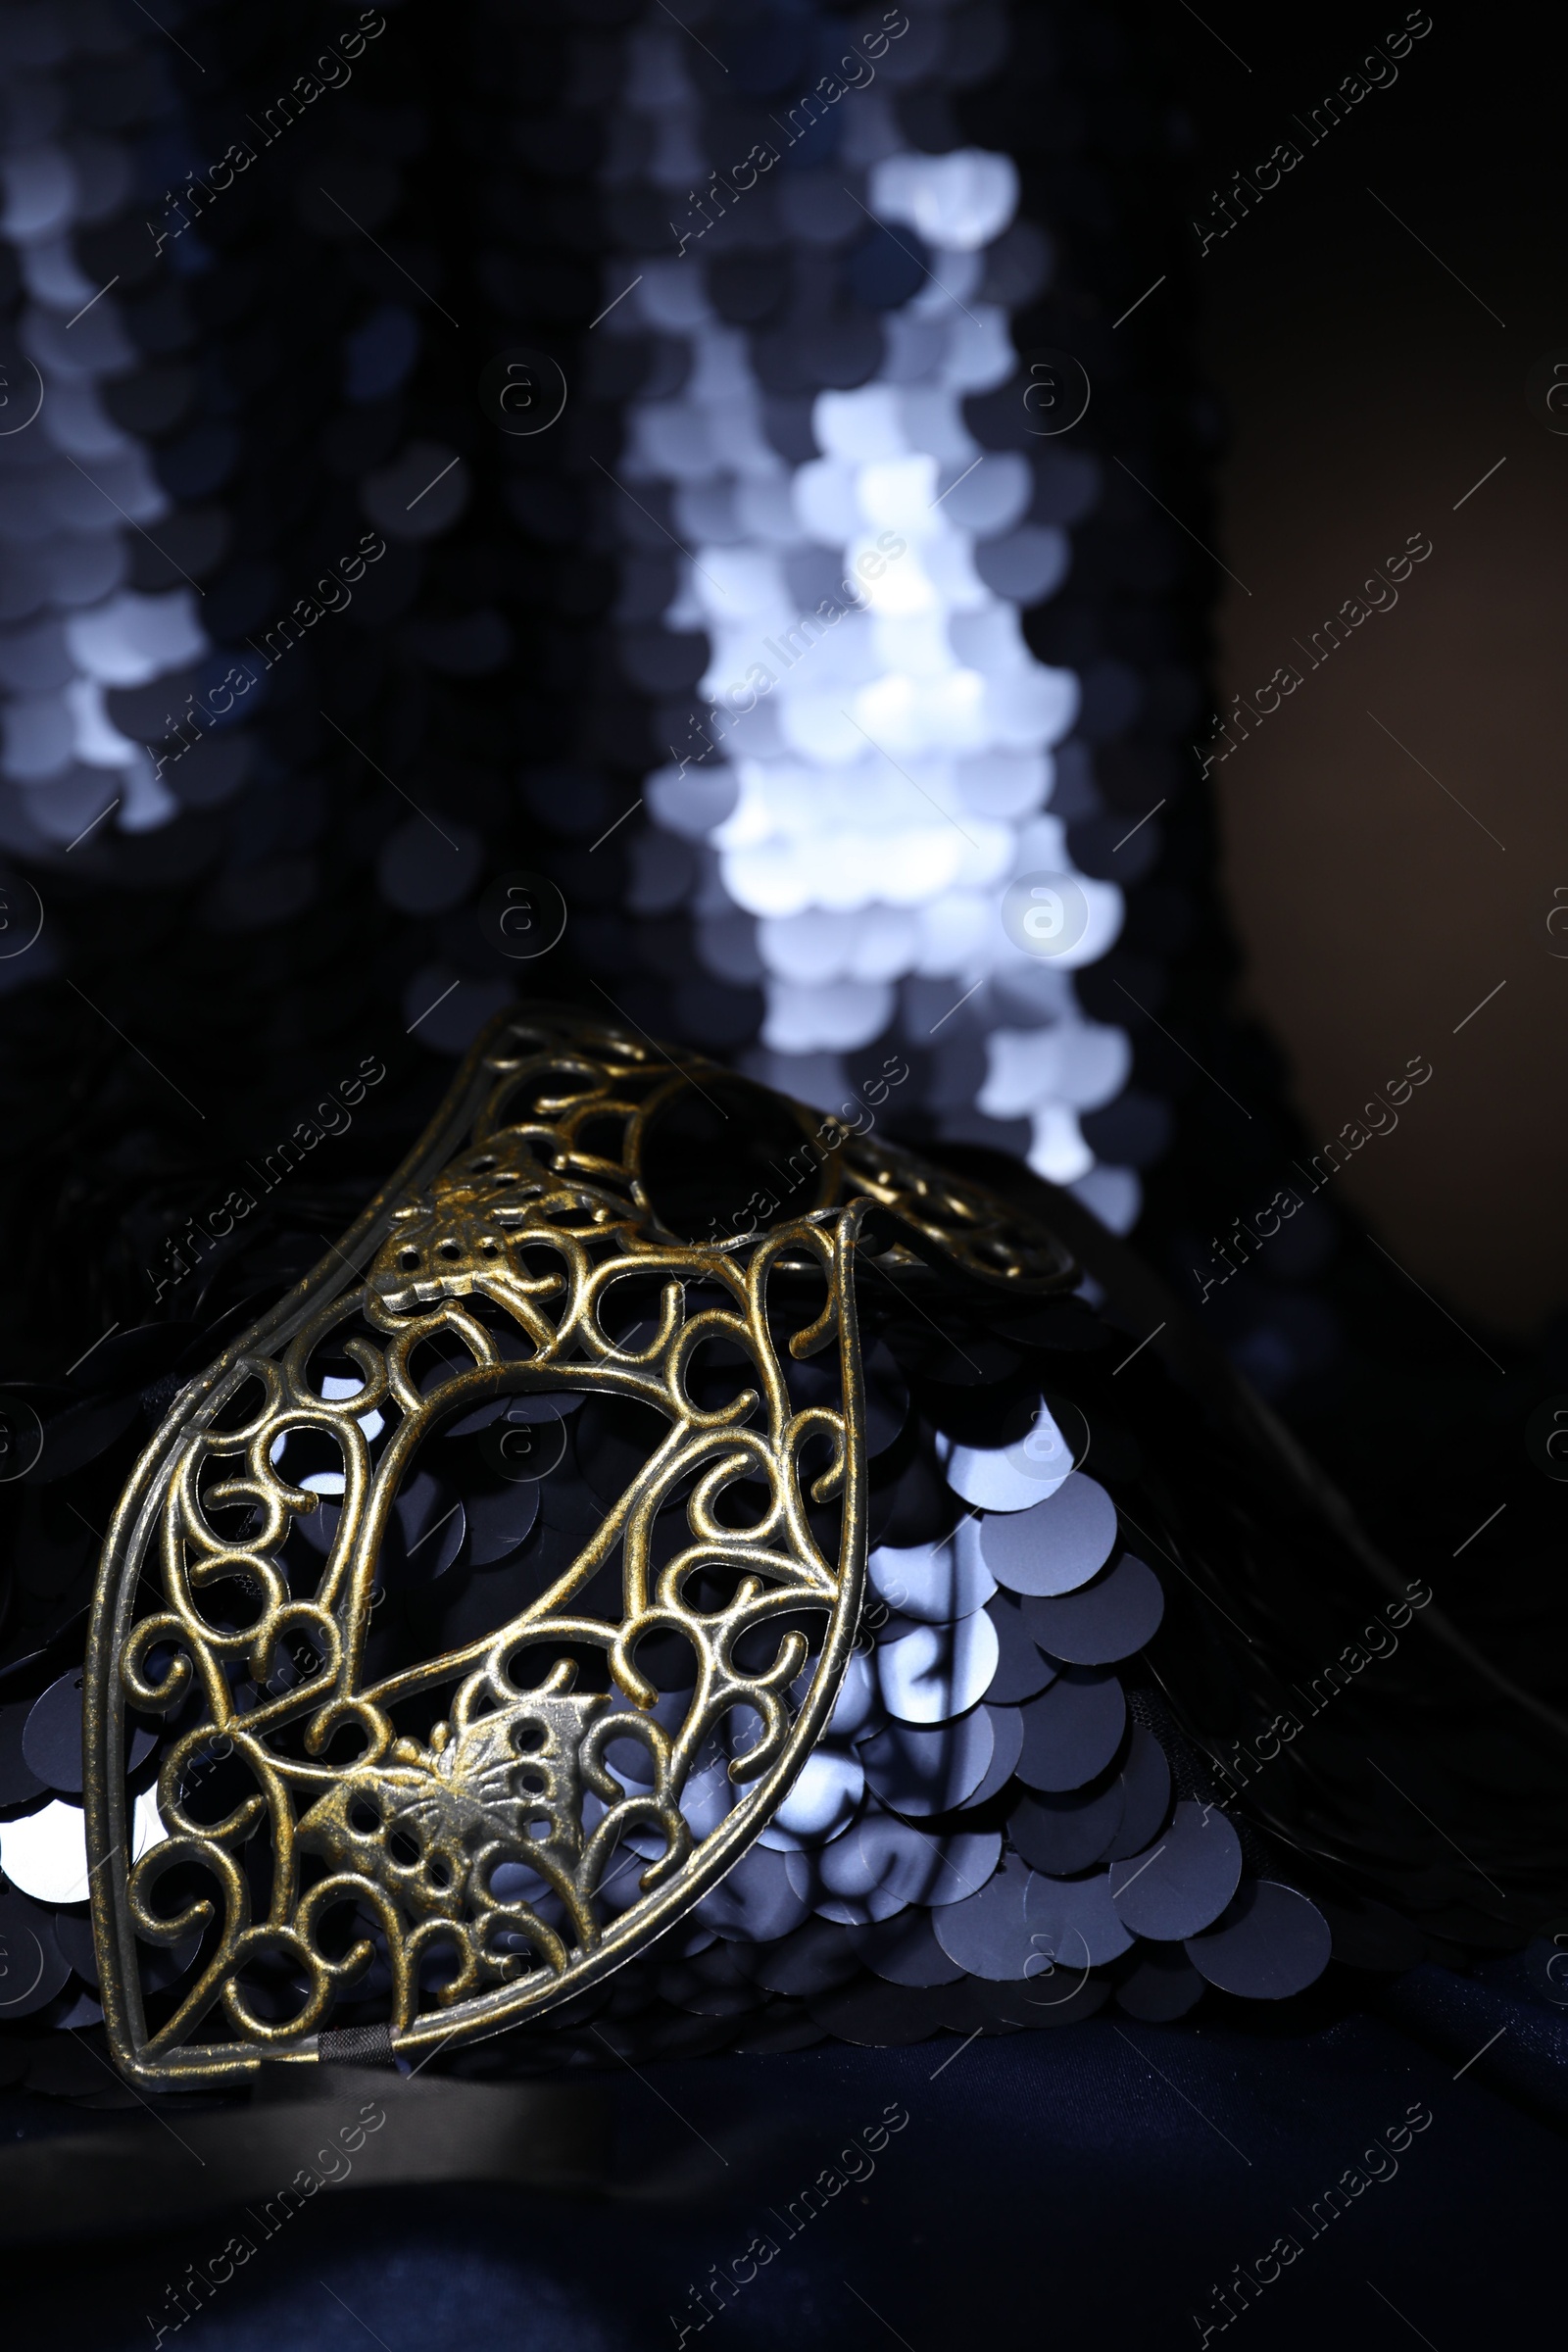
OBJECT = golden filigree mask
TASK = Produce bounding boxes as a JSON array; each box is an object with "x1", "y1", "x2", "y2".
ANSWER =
[{"x1": 85, "y1": 1009, "x2": 1074, "y2": 2085}]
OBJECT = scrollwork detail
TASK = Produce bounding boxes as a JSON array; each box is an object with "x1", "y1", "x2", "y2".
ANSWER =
[{"x1": 88, "y1": 1007, "x2": 1074, "y2": 2085}]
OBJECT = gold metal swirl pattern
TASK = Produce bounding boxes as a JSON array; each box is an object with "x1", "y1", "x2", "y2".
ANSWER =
[
  {"x1": 85, "y1": 1008, "x2": 1075, "y2": 2086},
  {"x1": 835, "y1": 1128, "x2": 1077, "y2": 1293}
]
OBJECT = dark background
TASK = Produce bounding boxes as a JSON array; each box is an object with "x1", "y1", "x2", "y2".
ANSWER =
[{"x1": 1178, "y1": 0, "x2": 1568, "y2": 1333}]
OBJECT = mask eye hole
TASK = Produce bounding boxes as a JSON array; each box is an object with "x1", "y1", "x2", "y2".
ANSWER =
[{"x1": 640, "y1": 1073, "x2": 823, "y2": 1242}]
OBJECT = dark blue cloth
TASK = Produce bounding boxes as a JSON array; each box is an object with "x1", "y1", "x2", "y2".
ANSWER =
[{"x1": 17, "y1": 1968, "x2": 1563, "y2": 2350}]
